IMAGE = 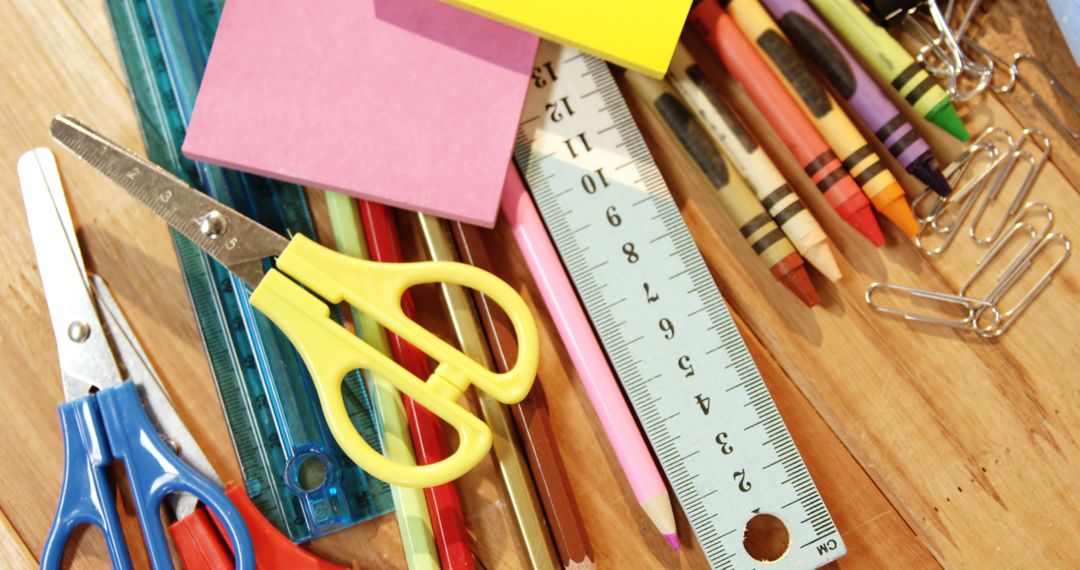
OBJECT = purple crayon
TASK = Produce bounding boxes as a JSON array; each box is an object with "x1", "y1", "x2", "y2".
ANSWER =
[{"x1": 757, "y1": 0, "x2": 952, "y2": 196}]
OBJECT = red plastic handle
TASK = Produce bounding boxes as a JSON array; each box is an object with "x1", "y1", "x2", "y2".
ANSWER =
[
  {"x1": 169, "y1": 482, "x2": 351, "y2": 570},
  {"x1": 170, "y1": 507, "x2": 233, "y2": 569}
]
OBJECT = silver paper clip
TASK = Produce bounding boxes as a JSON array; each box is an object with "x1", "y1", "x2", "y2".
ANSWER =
[
  {"x1": 908, "y1": 0, "x2": 992, "y2": 100},
  {"x1": 866, "y1": 282, "x2": 1002, "y2": 331},
  {"x1": 968, "y1": 128, "x2": 1051, "y2": 246},
  {"x1": 911, "y1": 139, "x2": 997, "y2": 225},
  {"x1": 975, "y1": 233, "x2": 1071, "y2": 338},
  {"x1": 1013, "y1": 54, "x2": 1080, "y2": 152},
  {"x1": 913, "y1": 129, "x2": 1012, "y2": 256},
  {"x1": 959, "y1": 221, "x2": 1040, "y2": 301}
]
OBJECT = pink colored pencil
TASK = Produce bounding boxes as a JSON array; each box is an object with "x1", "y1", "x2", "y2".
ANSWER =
[{"x1": 500, "y1": 165, "x2": 680, "y2": 549}]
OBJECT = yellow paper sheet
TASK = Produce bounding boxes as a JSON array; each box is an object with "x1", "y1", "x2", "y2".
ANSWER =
[{"x1": 439, "y1": 0, "x2": 693, "y2": 77}]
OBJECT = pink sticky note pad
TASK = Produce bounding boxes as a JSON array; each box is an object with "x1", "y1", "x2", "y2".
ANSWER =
[{"x1": 182, "y1": 0, "x2": 538, "y2": 227}]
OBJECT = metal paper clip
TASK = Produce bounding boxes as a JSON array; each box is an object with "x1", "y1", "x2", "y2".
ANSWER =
[
  {"x1": 968, "y1": 128, "x2": 1051, "y2": 246},
  {"x1": 1013, "y1": 54, "x2": 1080, "y2": 152},
  {"x1": 914, "y1": 131, "x2": 1013, "y2": 256},
  {"x1": 963, "y1": 38, "x2": 1017, "y2": 94},
  {"x1": 912, "y1": 142, "x2": 993, "y2": 225},
  {"x1": 908, "y1": 0, "x2": 992, "y2": 100},
  {"x1": 865, "y1": 282, "x2": 1001, "y2": 331},
  {"x1": 959, "y1": 222, "x2": 1039, "y2": 301},
  {"x1": 913, "y1": 127, "x2": 1012, "y2": 225},
  {"x1": 975, "y1": 233, "x2": 1071, "y2": 338},
  {"x1": 915, "y1": 129, "x2": 1012, "y2": 230}
]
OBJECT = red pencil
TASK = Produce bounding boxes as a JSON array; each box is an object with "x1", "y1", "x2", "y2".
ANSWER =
[{"x1": 358, "y1": 200, "x2": 475, "y2": 570}]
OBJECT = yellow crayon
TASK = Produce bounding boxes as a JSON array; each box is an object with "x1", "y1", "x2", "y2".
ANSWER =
[
  {"x1": 667, "y1": 44, "x2": 841, "y2": 281},
  {"x1": 725, "y1": 0, "x2": 920, "y2": 238},
  {"x1": 625, "y1": 71, "x2": 819, "y2": 307}
]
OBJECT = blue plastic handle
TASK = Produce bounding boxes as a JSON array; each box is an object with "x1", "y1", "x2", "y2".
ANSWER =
[
  {"x1": 40, "y1": 397, "x2": 133, "y2": 570},
  {"x1": 95, "y1": 381, "x2": 255, "y2": 570}
]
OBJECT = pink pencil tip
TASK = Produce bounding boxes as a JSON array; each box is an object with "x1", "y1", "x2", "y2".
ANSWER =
[{"x1": 665, "y1": 534, "x2": 681, "y2": 550}]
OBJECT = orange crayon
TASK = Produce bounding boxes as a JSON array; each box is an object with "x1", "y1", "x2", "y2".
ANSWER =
[{"x1": 687, "y1": 0, "x2": 884, "y2": 246}]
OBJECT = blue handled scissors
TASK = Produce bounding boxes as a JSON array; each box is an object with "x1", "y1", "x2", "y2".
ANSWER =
[{"x1": 19, "y1": 147, "x2": 255, "y2": 570}]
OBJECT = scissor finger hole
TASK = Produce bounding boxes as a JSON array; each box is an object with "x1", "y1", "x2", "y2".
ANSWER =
[
  {"x1": 401, "y1": 280, "x2": 518, "y2": 375},
  {"x1": 404, "y1": 282, "x2": 472, "y2": 353}
]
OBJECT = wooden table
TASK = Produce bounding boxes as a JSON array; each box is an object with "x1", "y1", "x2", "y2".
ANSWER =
[{"x1": 1, "y1": 1, "x2": 1077, "y2": 567}]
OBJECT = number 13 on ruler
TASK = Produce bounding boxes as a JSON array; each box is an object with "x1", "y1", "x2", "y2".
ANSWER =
[{"x1": 514, "y1": 41, "x2": 846, "y2": 568}]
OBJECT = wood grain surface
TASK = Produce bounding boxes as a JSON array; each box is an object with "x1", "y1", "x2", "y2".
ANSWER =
[{"x1": 0, "y1": 0, "x2": 1074, "y2": 568}]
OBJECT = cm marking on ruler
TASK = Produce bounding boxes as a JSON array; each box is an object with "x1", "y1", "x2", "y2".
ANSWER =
[{"x1": 513, "y1": 41, "x2": 845, "y2": 569}]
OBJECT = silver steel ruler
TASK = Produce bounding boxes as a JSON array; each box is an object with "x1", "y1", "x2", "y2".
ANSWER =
[{"x1": 513, "y1": 41, "x2": 845, "y2": 569}]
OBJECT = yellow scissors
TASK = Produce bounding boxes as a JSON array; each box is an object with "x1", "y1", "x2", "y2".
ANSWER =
[{"x1": 50, "y1": 115, "x2": 539, "y2": 488}]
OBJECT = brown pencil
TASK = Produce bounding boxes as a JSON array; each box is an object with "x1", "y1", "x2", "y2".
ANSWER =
[{"x1": 450, "y1": 220, "x2": 596, "y2": 570}]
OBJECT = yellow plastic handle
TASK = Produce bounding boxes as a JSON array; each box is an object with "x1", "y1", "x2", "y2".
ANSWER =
[
  {"x1": 277, "y1": 234, "x2": 539, "y2": 402},
  {"x1": 251, "y1": 269, "x2": 492, "y2": 487},
  {"x1": 248, "y1": 234, "x2": 539, "y2": 487}
]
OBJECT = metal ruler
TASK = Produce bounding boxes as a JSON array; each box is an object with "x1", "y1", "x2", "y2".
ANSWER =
[
  {"x1": 513, "y1": 42, "x2": 845, "y2": 569},
  {"x1": 105, "y1": 0, "x2": 392, "y2": 541}
]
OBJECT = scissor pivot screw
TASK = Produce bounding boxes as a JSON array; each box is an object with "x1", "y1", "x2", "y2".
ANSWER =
[
  {"x1": 198, "y1": 210, "x2": 228, "y2": 240},
  {"x1": 67, "y1": 321, "x2": 90, "y2": 342}
]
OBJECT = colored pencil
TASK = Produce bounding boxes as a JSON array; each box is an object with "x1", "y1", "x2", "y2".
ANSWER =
[
  {"x1": 625, "y1": 71, "x2": 819, "y2": 306},
  {"x1": 500, "y1": 166, "x2": 680, "y2": 549},
  {"x1": 724, "y1": 0, "x2": 920, "y2": 236},
  {"x1": 667, "y1": 44, "x2": 842, "y2": 280},
  {"x1": 758, "y1": 0, "x2": 952, "y2": 197},
  {"x1": 359, "y1": 200, "x2": 474, "y2": 570},
  {"x1": 414, "y1": 213, "x2": 561, "y2": 570},
  {"x1": 323, "y1": 192, "x2": 440, "y2": 570},
  {"x1": 688, "y1": 0, "x2": 885, "y2": 246},
  {"x1": 808, "y1": 0, "x2": 969, "y2": 141},
  {"x1": 450, "y1": 220, "x2": 597, "y2": 570}
]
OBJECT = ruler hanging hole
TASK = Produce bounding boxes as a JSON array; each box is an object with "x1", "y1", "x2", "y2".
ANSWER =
[
  {"x1": 742, "y1": 513, "x2": 789, "y2": 563},
  {"x1": 286, "y1": 451, "x2": 331, "y2": 493}
]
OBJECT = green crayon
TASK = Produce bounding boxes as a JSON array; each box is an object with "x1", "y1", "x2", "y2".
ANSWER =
[{"x1": 808, "y1": 0, "x2": 970, "y2": 141}]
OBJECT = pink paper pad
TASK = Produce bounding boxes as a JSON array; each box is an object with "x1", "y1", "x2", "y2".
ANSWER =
[{"x1": 182, "y1": 0, "x2": 538, "y2": 227}]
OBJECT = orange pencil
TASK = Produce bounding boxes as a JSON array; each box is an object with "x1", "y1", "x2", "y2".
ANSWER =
[{"x1": 688, "y1": 0, "x2": 884, "y2": 246}]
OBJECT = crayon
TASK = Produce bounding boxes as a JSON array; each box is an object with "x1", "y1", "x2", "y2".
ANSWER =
[
  {"x1": 757, "y1": 0, "x2": 953, "y2": 197},
  {"x1": 667, "y1": 45, "x2": 843, "y2": 279},
  {"x1": 625, "y1": 71, "x2": 819, "y2": 306},
  {"x1": 688, "y1": 0, "x2": 885, "y2": 246},
  {"x1": 807, "y1": 0, "x2": 969, "y2": 141},
  {"x1": 724, "y1": 0, "x2": 919, "y2": 237}
]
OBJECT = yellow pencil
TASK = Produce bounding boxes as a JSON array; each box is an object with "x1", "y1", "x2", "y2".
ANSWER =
[
  {"x1": 324, "y1": 192, "x2": 441, "y2": 570},
  {"x1": 668, "y1": 44, "x2": 841, "y2": 281},
  {"x1": 415, "y1": 213, "x2": 560, "y2": 570},
  {"x1": 725, "y1": 0, "x2": 920, "y2": 237}
]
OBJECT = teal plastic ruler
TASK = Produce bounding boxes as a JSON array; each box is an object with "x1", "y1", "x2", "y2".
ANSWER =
[
  {"x1": 104, "y1": 0, "x2": 393, "y2": 541},
  {"x1": 513, "y1": 41, "x2": 845, "y2": 568}
]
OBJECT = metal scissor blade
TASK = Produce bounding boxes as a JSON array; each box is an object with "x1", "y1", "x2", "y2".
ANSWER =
[
  {"x1": 91, "y1": 274, "x2": 221, "y2": 519},
  {"x1": 49, "y1": 115, "x2": 290, "y2": 289},
  {"x1": 18, "y1": 148, "x2": 123, "y2": 400}
]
